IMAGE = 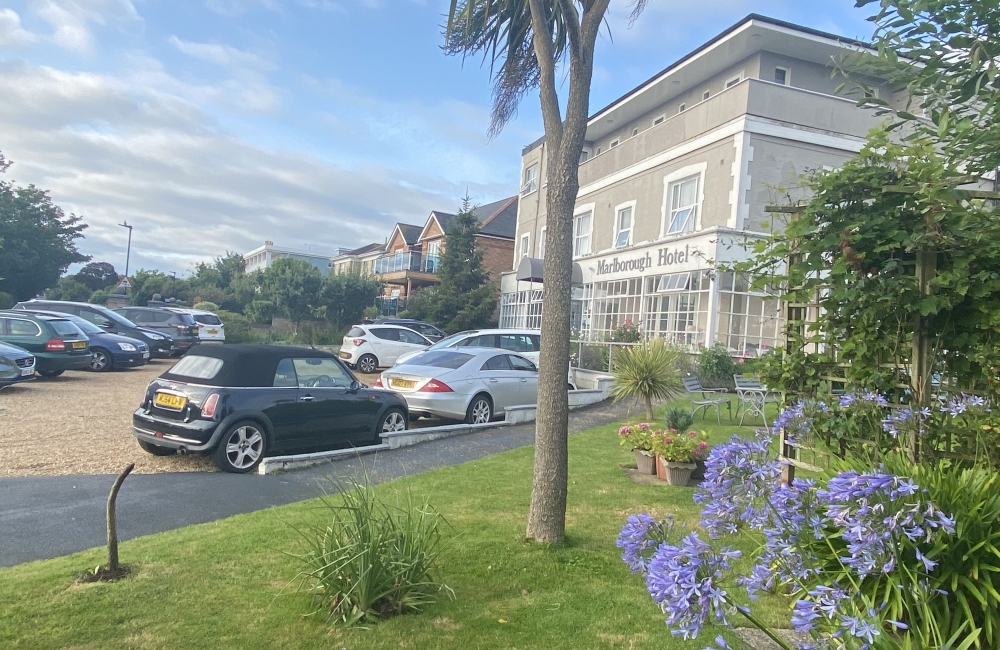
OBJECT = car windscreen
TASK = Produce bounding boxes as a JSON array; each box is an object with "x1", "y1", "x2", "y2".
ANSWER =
[
  {"x1": 347, "y1": 327, "x2": 366, "y2": 337},
  {"x1": 48, "y1": 320, "x2": 86, "y2": 338},
  {"x1": 194, "y1": 314, "x2": 222, "y2": 325},
  {"x1": 428, "y1": 331, "x2": 476, "y2": 351},
  {"x1": 66, "y1": 316, "x2": 102, "y2": 334},
  {"x1": 106, "y1": 309, "x2": 138, "y2": 328},
  {"x1": 166, "y1": 355, "x2": 224, "y2": 380},
  {"x1": 404, "y1": 350, "x2": 474, "y2": 369}
]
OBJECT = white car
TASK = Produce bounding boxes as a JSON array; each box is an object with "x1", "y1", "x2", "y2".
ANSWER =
[
  {"x1": 340, "y1": 324, "x2": 432, "y2": 373},
  {"x1": 170, "y1": 308, "x2": 225, "y2": 343},
  {"x1": 394, "y1": 328, "x2": 540, "y2": 366},
  {"x1": 376, "y1": 348, "x2": 538, "y2": 423}
]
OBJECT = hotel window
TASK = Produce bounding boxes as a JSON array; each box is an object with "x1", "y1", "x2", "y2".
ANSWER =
[
  {"x1": 643, "y1": 271, "x2": 711, "y2": 349},
  {"x1": 573, "y1": 212, "x2": 592, "y2": 257},
  {"x1": 774, "y1": 67, "x2": 788, "y2": 85},
  {"x1": 652, "y1": 114, "x2": 665, "y2": 126},
  {"x1": 631, "y1": 127, "x2": 638, "y2": 137},
  {"x1": 610, "y1": 138, "x2": 619, "y2": 149},
  {"x1": 579, "y1": 148, "x2": 591, "y2": 164},
  {"x1": 677, "y1": 103, "x2": 686, "y2": 113},
  {"x1": 665, "y1": 175, "x2": 700, "y2": 234},
  {"x1": 614, "y1": 205, "x2": 633, "y2": 249},
  {"x1": 521, "y1": 163, "x2": 539, "y2": 195},
  {"x1": 519, "y1": 233, "x2": 530, "y2": 259},
  {"x1": 538, "y1": 227, "x2": 546, "y2": 259},
  {"x1": 716, "y1": 272, "x2": 783, "y2": 358},
  {"x1": 725, "y1": 73, "x2": 742, "y2": 88},
  {"x1": 591, "y1": 278, "x2": 643, "y2": 340},
  {"x1": 702, "y1": 90, "x2": 710, "y2": 100}
]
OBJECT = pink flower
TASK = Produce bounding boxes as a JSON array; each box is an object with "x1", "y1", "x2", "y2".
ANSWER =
[
  {"x1": 637, "y1": 423, "x2": 649, "y2": 431},
  {"x1": 664, "y1": 437, "x2": 674, "y2": 445},
  {"x1": 699, "y1": 441, "x2": 708, "y2": 449},
  {"x1": 618, "y1": 426, "x2": 632, "y2": 436},
  {"x1": 692, "y1": 450, "x2": 701, "y2": 459},
  {"x1": 689, "y1": 430, "x2": 697, "y2": 438}
]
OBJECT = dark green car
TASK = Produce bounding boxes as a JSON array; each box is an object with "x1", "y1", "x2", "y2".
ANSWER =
[{"x1": 0, "y1": 310, "x2": 92, "y2": 377}]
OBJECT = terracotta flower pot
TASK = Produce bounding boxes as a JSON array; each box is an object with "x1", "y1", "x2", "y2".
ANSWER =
[
  {"x1": 633, "y1": 449, "x2": 656, "y2": 475},
  {"x1": 657, "y1": 456, "x2": 696, "y2": 486}
]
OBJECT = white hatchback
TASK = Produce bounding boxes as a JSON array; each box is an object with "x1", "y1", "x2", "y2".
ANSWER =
[
  {"x1": 340, "y1": 324, "x2": 431, "y2": 373},
  {"x1": 171, "y1": 308, "x2": 226, "y2": 343}
]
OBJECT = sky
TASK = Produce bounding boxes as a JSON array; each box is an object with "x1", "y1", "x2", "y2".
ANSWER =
[{"x1": 0, "y1": 0, "x2": 874, "y2": 277}]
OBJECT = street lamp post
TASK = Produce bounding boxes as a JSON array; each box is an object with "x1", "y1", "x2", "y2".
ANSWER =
[{"x1": 119, "y1": 221, "x2": 134, "y2": 277}]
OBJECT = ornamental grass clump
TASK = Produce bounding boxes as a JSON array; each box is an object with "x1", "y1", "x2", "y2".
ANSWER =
[
  {"x1": 292, "y1": 476, "x2": 451, "y2": 626},
  {"x1": 610, "y1": 337, "x2": 684, "y2": 420},
  {"x1": 618, "y1": 424, "x2": 972, "y2": 649}
]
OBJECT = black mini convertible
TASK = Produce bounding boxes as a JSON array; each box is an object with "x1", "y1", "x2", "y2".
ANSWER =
[{"x1": 132, "y1": 344, "x2": 408, "y2": 473}]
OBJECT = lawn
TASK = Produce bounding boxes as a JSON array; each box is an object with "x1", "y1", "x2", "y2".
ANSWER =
[{"x1": 0, "y1": 398, "x2": 785, "y2": 650}]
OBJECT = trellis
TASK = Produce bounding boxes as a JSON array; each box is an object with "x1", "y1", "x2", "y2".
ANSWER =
[{"x1": 765, "y1": 184, "x2": 1000, "y2": 482}]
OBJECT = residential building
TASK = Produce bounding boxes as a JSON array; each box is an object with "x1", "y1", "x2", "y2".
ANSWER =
[
  {"x1": 500, "y1": 14, "x2": 900, "y2": 356},
  {"x1": 243, "y1": 241, "x2": 347, "y2": 276},
  {"x1": 373, "y1": 197, "x2": 517, "y2": 315},
  {"x1": 331, "y1": 243, "x2": 383, "y2": 276}
]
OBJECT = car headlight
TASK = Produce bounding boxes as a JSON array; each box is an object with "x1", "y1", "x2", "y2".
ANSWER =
[
  {"x1": 118, "y1": 342, "x2": 137, "y2": 351},
  {"x1": 146, "y1": 333, "x2": 164, "y2": 340}
]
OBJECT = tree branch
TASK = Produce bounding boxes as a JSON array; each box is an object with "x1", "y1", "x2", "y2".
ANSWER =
[
  {"x1": 555, "y1": 0, "x2": 582, "y2": 56},
  {"x1": 527, "y1": 0, "x2": 564, "y2": 146}
]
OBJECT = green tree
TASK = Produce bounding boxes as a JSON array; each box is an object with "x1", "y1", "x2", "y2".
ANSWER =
[
  {"x1": 258, "y1": 258, "x2": 323, "y2": 331},
  {"x1": 129, "y1": 270, "x2": 190, "y2": 306},
  {"x1": 0, "y1": 153, "x2": 89, "y2": 300},
  {"x1": 409, "y1": 199, "x2": 497, "y2": 332},
  {"x1": 46, "y1": 276, "x2": 93, "y2": 302},
  {"x1": 847, "y1": 0, "x2": 1000, "y2": 177},
  {"x1": 75, "y1": 262, "x2": 118, "y2": 292},
  {"x1": 445, "y1": 0, "x2": 650, "y2": 543},
  {"x1": 319, "y1": 272, "x2": 382, "y2": 331}
]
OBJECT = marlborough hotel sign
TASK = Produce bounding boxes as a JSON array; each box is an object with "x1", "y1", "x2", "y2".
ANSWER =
[{"x1": 594, "y1": 244, "x2": 694, "y2": 277}]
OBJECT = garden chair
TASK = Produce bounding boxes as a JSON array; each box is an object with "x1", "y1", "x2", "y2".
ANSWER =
[
  {"x1": 681, "y1": 375, "x2": 731, "y2": 424},
  {"x1": 733, "y1": 375, "x2": 780, "y2": 431}
]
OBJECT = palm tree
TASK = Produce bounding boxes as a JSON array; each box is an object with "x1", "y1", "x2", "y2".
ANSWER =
[
  {"x1": 444, "y1": 0, "x2": 650, "y2": 545},
  {"x1": 611, "y1": 338, "x2": 685, "y2": 421}
]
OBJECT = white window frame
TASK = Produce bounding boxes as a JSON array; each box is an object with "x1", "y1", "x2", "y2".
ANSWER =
[
  {"x1": 519, "y1": 232, "x2": 530, "y2": 259},
  {"x1": 631, "y1": 127, "x2": 638, "y2": 137},
  {"x1": 659, "y1": 163, "x2": 707, "y2": 238},
  {"x1": 573, "y1": 203, "x2": 595, "y2": 258},
  {"x1": 538, "y1": 226, "x2": 546, "y2": 259},
  {"x1": 677, "y1": 103, "x2": 686, "y2": 113},
  {"x1": 725, "y1": 72, "x2": 744, "y2": 89},
  {"x1": 702, "y1": 89, "x2": 710, "y2": 100},
  {"x1": 610, "y1": 138, "x2": 620, "y2": 149},
  {"x1": 520, "y1": 163, "x2": 539, "y2": 196},
  {"x1": 774, "y1": 66, "x2": 789, "y2": 86},
  {"x1": 614, "y1": 200, "x2": 636, "y2": 249},
  {"x1": 652, "y1": 114, "x2": 665, "y2": 126}
]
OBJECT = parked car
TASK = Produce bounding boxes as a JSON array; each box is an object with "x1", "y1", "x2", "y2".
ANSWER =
[
  {"x1": 394, "y1": 329, "x2": 541, "y2": 366},
  {"x1": 339, "y1": 324, "x2": 432, "y2": 373},
  {"x1": 14, "y1": 300, "x2": 176, "y2": 358},
  {"x1": 114, "y1": 307, "x2": 200, "y2": 355},
  {"x1": 132, "y1": 344, "x2": 408, "y2": 473},
  {"x1": 169, "y1": 308, "x2": 225, "y2": 343},
  {"x1": 0, "y1": 341, "x2": 35, "y2": 389},
  {"x1": 17, "y1": 310, "x2": 149, "y2": 372},
  {"x1": 372, "y1": 318, "x2": 445, "y2": 342},
  {"x1": 0, "y1": 310, "x2": 91, "y2": 377},
  {"x1": 376, "y1": 348, "x2": 539, "y2": 423}
]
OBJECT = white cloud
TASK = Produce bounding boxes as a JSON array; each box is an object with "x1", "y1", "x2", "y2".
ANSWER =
[
  {"x1": 0, "y1": 58, "x2": 515, "y2": 274},
  {"x1": 0, "y1": 9, "x2": 36, "y2": 47},
  {"x1": 32, "y1": 0, "x2": 140, "y2": 53},
  {"x1": 168, "y1": 35, "x2": 276, "y2": 71}
]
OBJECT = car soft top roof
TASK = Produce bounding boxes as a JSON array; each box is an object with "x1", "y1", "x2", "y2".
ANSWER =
[{"x1": 159, "y1": 344, "x2": 340, "y2": 388}]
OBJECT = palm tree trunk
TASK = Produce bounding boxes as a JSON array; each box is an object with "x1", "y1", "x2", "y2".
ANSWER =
[{"x1": 645, "y1": 395, "x2": 654, "y2": 421}]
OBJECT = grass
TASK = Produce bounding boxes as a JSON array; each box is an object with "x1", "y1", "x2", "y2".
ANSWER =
[{"x1": 0, "y1": 398, "x2": 785, "y2": 650}]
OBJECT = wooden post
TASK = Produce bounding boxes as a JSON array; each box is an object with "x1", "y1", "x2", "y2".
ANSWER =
[{"x1": 107, "y1": 463, "x2": 135, "y2": 572}]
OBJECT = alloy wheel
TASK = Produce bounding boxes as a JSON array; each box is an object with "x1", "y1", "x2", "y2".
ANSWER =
[
  {"x1": 225, "y1": 425, "x2": 263, "y2": 470},
  {"x1": 359, "y1": 355, "x2": 377, "y2": 373},
  {"x1": 381, "y1": 411, "x2": 406, "y2": 432},
  {"x1": 91, "y1": 350, "x2": 109, "y2": 371},
  {"x1": 471, "y1": 399, "x2": 491, "y2": 424}
]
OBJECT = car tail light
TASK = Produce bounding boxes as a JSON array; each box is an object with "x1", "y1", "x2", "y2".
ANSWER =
[
  {"x1": 419, "y1": 379, "x2": 453, "y2": 393},
  {"x1": 45, "y1": 339, "x2": 65, "y2": 351},
  {"x1": 373, "y1": 377, "x2": 383, "y2": 387},
  {"x1": 352, "y1": 338, "x2": 366, "y2": 346},
  {"x1": 202, "y1": 393, "x2": 220, "y2": 418}
]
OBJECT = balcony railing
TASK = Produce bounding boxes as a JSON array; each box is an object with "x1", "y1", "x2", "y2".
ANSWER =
[
  {"x1": 422, "y1": 254, "x2": 440, "y2": 274},
  {"x1": 374, "y1": 251, "x2": 423, "y2": 275}
]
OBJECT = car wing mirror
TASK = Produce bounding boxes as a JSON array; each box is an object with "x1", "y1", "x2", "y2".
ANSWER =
[{"x1": 350, "y1": 380, "x2": 363, "y2": 392}]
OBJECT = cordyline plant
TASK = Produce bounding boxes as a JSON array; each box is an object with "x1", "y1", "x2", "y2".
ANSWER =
[
  {"x1": 617, "y1": 424, "x2": 979, "y2": 649},
  {"x1": 610, "y1": 337, "x2": 685, "y2": 420}
]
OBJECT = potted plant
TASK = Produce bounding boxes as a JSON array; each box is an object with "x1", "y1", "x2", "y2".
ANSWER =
[
  {"x1": 652, "y1": 430, "x2": 710, "y2": 486},
  {"x1": 618, "y1": 423, "x2": 657, "y2": 474}
]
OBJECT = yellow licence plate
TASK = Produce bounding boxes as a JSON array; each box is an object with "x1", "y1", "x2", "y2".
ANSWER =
[
  {"x1": 72, "y1": 341, "x2": 86, "y2": 349},
  {"x1": 390, "y1": 379, "x2": 415, "y2": 389},
  {"x1": 155, "y1": 393, "x2": 188, "y2": 410},
  {"x1": 206, "y1": 329, "x2": 218, "y2": 334}
]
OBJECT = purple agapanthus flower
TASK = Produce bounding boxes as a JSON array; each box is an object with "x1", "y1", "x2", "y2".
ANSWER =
[
  {"x1": 617, "y1": 513, "x2": 674, "y2": 575},
  {"x1": 694, "y1": 430, "x2": 780, "y2": 537}
]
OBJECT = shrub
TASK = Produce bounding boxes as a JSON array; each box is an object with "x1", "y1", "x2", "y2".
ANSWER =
[
  {"x1": 610, "y1": 338, "x2": 684, "y2": 420},
  {"x1": 650, "y1": 429, "x2": 709, "y2": 463},
  {"x1": 192, "y1": 301, "x2": 219, "y2": 312},
  {"x1": 664, "y1": 407, "x2": 695, "y2": 432},
  {"x1": 0, "y1": 291, "x2": 14, "y2": 309},
  {"x1": 215, "y1": 310, "x2": 260, "y2": 344},
  {"x1": 88, "y1": 289, "x2": 111, "y2": 305},
  {"x1": 697, "y1": 344, "x2": 736, "y2": 386},
  {"x1": 609, "y1": 318, "x2": 642, "y2": 343},
  {"x1": 617, "y1": 423, "x2": 656, "y2": 453},
  {"x1": 294, "y1": 477, "x2": 451, "y2": 626}
]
